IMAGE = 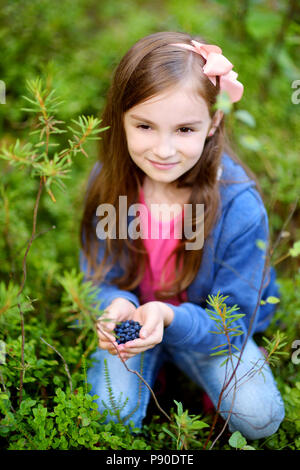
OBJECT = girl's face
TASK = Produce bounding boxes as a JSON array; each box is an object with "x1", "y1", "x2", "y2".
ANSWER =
[{"x1": 123, "y1": 83, "x2": 218, "y2": 191}]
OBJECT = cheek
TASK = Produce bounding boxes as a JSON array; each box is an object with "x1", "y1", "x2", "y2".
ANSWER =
[
  {"x1": 127, "y1": 131, "x2": 148, "y2": 156},
  {"x1": 181, "y1": 136, "x2": 205, "y2": 159}
]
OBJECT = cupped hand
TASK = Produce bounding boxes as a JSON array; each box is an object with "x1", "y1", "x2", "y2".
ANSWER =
[
  {"x1": 120, "y1": 301, "x2": 174, "y2": 360},
  {"x1": 96, "y1": 297, "x2": 137, "y2": 355}
]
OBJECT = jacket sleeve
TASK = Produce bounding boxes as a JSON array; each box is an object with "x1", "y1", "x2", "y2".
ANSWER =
[{"x1": 162, "y1": 196, "x2": 271, "y2": 354}]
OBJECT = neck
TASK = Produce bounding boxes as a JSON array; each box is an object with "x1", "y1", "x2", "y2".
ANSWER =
[
  {"x1": 143, "y1": 175, "x2": 191, "y2": 203},
  {"x1": 144, "y1": 175, "x2": 177, "y2": 195}
]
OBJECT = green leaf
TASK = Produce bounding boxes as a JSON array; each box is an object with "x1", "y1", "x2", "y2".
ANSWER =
[
  {"x1": 239, "y1": 135, "x2": 262, "y2": 152},
  {"x1": 235, "y1": 110, "x2": 256, "y2": 128},
  {"x1": 214, "y1": 91, "x2": 232, "y2": 114},
  {"x1": 266, "y1": 296, "x2": 280, "y2": 304},
  {"x1": 174, "y1": 400, "x2": 183, "y2": 416},
  {"x1": 211, "y1": 343, "x2": 228, "y2": 350},
  {"x1": 256, "y1": 239, "x2": 267, "y2": 251},
  {"x1": 289, "y1": 241, "x2": 300, "y2": 257},
  {"x1": 161, "y1": 426, "x2": 177, "y2": 441},
  {"x1": 0, "y1": 394, "x2": 9, "y2": 400},
  {"x1": 229, "y1": 431, "x2": 247, "y2": 449},
  {"x1": 81, "y1": 416, "x2": 91, "y2": 427},
  {"x1": 210, "y1": 350, "x2": 228, "y2": 356},
  {"x1": 189, "y1": 421, "x2": 209, "y2": 430},
  {"x1": 219, "y1": 357, "x2": 229, "y2": 367}
]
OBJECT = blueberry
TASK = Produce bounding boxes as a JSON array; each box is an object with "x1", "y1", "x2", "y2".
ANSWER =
[{"x1": 113, "y1": 320, "x2": 142, "y2": 344}]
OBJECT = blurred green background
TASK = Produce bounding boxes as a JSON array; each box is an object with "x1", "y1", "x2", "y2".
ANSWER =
[{"x1": 1, "y1": 0, "x2": 299, "y2": 281}]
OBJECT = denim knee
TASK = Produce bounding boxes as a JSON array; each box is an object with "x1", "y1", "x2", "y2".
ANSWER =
[
  {"x1": 87, "y1": 346, "x2": 165, "y2": 431},
  {"x1": 225, "y1": 389, "x2": 285, "y2": 440}
]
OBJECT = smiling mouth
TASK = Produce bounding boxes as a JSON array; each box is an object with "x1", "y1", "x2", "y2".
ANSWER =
[{"x1": 149, "y1": 160, "x2": 179, "y2": 167}]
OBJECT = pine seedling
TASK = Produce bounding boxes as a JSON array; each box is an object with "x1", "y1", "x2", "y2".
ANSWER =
[
  {"x1": 0, "y1": 77, "x2": 109, "y2": 202},
  {"x1": 58, "y1": 269, "x2": 104, "y2": 343},
  {"x1": 162, "y1": 400, "x2": 209, "y2": 450},
  {"x1": 205, "y1": 291, "x2": 246, "y2": 366}
]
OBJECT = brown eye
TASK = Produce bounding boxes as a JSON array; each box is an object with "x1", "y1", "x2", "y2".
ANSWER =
[{"x1": 179, "y1": 127, "x2": 193, "y2": 133}]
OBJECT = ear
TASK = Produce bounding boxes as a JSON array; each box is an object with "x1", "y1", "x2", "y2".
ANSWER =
[
  {"x1": 213, "y1": 110, "x2": 224, "y2": 127},
  {"x1": 207, "y1": 110, "x2": 224, "y2": 137}
]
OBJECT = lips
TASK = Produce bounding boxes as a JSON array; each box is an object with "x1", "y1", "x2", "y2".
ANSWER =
[{"x1": 149, "y1": 159, "x2": 179, "y2": 169}]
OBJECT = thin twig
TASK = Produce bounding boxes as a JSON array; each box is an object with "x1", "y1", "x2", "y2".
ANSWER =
[
  {"x1": 73, "y1": 335, "x2": 97, "y2": 373},
  {"x1": 18, "y1": 305, "x2": 25, "y2": 405},
  {"x1": 17, "y1": 177, "x2": 44, "y2": 298},
  {"x1": 16, "y1": 177, "x2": 44, "y2": 406},
  {"x1": 97, "y1": 325, "x2": 171, "y2": 422},
  {"x1": 203, "y1": 225, "x2": 271, "y2": 448},
  {"x1": 270, "y1": 195, "x2": 299, "y2": 259},
  {"x1": 206, "y1": 198, "x2": 300, "y2": 447},
  {"x1": 40, "y1": 337, "x2": 73, "y2": 393}
]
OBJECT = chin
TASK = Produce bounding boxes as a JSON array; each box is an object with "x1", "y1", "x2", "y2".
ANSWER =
[{"x1": 150, "y1": 173, "x2": 178, "y2": 182}]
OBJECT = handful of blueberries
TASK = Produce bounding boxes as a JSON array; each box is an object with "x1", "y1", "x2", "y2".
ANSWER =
[{"x1": 114, "y1": 320, "x2": 142, "y2": 344}]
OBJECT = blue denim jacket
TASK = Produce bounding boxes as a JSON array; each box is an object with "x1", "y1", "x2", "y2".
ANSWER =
[{"x1": 80, "y1": 152, "x2": 280, "y2": 354}]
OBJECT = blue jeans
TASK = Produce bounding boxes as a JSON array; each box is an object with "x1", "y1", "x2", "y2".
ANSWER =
[{"x1": 87, "y1": 337, "x2": 285, "y2": 440}]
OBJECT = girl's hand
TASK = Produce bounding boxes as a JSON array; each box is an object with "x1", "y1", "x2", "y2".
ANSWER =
[
  {"x1": 96, "y1": 297, "x2": 137, "y2": 355},
  {"x1": 121, "y1": 301, "x2": 174, "y2": 360}
]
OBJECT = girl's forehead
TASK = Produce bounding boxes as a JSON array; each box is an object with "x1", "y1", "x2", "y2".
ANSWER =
[{"x1": 128, "y1": 84, "x2": 209, "y2": 115}]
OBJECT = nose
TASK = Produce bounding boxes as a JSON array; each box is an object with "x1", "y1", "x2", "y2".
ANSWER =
[{"x1": 153, "y1": 134, "x2": 176, "y2": 160}]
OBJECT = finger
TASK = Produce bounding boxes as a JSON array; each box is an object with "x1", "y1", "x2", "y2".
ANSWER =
[
  {"x1": 125, "y1": 333, "x2": 161, "y2": 351},
  {"x1": 122, "y1": 341, "x2": 156, "y2": 356},
  {"x1": 97, "y1": 332, "x2": 116, "y2": 345},
  {"x1": 122, "y1": 347, "x2": 148, "y2": 360},
  {"x1": 98, "y1": 336, "x2": 117, "y2": 346},
  {"x1": 123, "y1": 340, "x2": 149, "y2": 353},
  {"x1": 97, "y1": 324, "x2": 116, "y2": 341},
  {"x1": 97, "y1": 329, "x2": 116, "y2": 342},
  {"x1": 99, "y1": 342, "x2": 119, "y2": 355},
  {"x1": 98, "y1": 336, "x2": 118, "y2": 350},
  {"x1": 97, "y1": 310, "x2": 119, "y2": 330},
  {"x1": 123, "y1": 346, "x2": 152, "y2": 356},
  {"x1": 97, "y1": 320, "x2": 116, "y2": 334},
  {"x1": 99, "y1": 338, "x2": 126, "y2": 355},
  {"x1": 98, "y1": 339, "x2": 114, "y2": 350},
  {"x1": 138, "y1": 314, "x2": 161, "y2": 340}
]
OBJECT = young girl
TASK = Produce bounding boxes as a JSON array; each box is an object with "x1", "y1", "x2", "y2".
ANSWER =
[{"x1": 80, "y1": 31, "x2": 285, "y2": 440}]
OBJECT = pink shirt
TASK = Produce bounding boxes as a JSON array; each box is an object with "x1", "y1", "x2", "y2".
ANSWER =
[{"x1": 138, "y1": 187, "x2": 188, "y2": 306}]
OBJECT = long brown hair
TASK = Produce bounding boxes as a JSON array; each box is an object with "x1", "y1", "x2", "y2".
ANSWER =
[{"x1": 80, "y1": 31, "x2": 262, "y2": 301}]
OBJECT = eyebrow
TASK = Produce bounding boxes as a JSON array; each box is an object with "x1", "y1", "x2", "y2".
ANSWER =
[{"x1": 129, "y1": 114, "x2": 203, "y2": 126}]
